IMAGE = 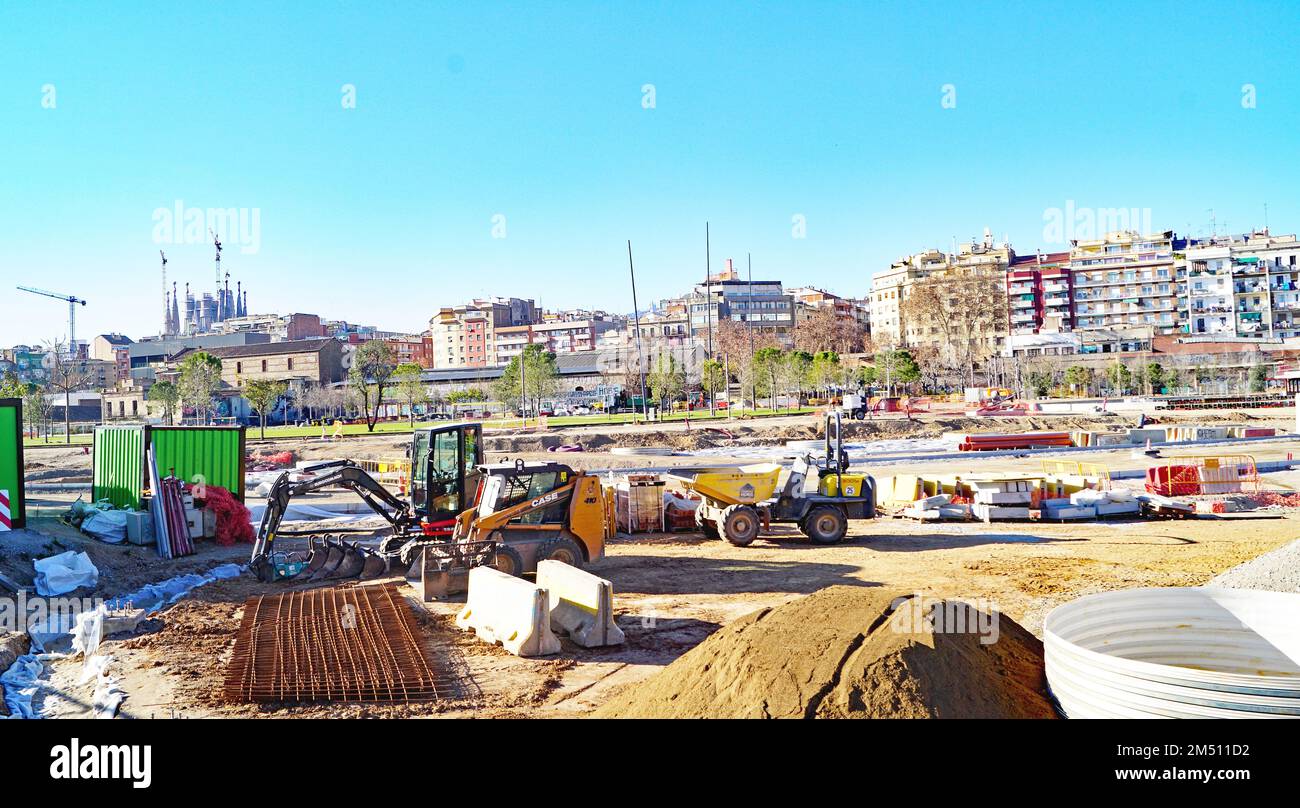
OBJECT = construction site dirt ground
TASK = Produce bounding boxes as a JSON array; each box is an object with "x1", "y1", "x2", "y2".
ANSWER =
[{"x1": 13, "y1": 405, "x2": 1300, "y2": 718}]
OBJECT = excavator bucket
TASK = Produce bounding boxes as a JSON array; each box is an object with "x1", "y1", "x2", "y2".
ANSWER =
[
  {"x1": 300, "y1": 537, "x2": 332, "y2": 579},
  {"x1": 308, "y1": 539, "x2": 349, "y2": 581},
  {"x1": 326, "y1": 543, "x2": 369, "y2": 580},
  {"x1": 358, "y1": 549, "x2": 390, "y2": 580}
]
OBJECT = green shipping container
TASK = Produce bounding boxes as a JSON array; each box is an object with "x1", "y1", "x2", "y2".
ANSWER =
[
  {"x1": 0, "y1": 398, "x2": 26, "y2": 529},
  {"x1": 92, "y1": 425, "x2": 148, "y2": 509},
  {"x1": 150, "y1": 426, "x2": 246, "y2": 502},
  {"x1": 92, "y1": 425, "x2": 246, "y2": 509}
]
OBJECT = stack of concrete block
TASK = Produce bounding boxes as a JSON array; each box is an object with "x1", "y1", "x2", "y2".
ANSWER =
[{"x1": 970, "y1": 479, "x2": 1035, "y2": 521}]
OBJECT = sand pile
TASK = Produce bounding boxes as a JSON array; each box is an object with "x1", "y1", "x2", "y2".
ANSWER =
[{"x1": 594, "y1": 587, "x2": 1057, "y2": 719}]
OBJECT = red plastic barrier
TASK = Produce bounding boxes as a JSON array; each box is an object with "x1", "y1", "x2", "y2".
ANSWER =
[{"x1": 1145, "y1": 465, "x2": 1201, "y2": 496}]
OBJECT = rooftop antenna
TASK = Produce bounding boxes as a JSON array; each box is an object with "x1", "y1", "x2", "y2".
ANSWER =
[
  {"x1": 210, "y1": 228, "x2": 223, "y2": 321},
  {"x1": 160, "y1": 249, "x2": 169, "y2": 335}
]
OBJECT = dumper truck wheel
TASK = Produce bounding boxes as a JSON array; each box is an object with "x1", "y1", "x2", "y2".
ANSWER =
[
  {"x1": 720, "y1": 505, "x2": 761, "y2": 546},
  {"x1": 695, "y1": 506, "x2": 720, "y2": 539},
  {"x1": 490, "y1": 543, "x2": 525, "y2": 577},
  {"x1": 802, "y1": 506, "x2": 848, "y2": 544},
  {"x1": 537, "y1": 535, "x2": 585, "y2": 568}
]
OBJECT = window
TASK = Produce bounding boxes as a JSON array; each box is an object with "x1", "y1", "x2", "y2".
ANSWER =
[
  {"x1": 261, "y1": 360, "x2": 268, "y2": 372},
  {"x1": 236, "y1": 362, "x2": 242, "y2": 374},
  {"x1": 287, "y1": 358, "x2": 294, "y2": 371}
]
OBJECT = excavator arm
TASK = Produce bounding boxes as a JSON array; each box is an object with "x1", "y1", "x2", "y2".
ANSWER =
[{"x1": 249, "y1": 460, "x2": 417, "y2": 582}]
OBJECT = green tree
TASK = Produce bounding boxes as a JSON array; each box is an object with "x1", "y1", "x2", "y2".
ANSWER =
[
  {"x1": 1064, "y1": 365, "x2": 1093, "y2": 396},
  {"x1": 1105, "y1": 361, "x2": 1132, "y2": 395},
  {"x1": 349, "y1": 340, "x2": 397, "y2": 432},
  {"x1": 873, "y1": 349, "x2": 920, "y2": 395},
  {"x1": 647, "y1": 353, "x2": 686, "y2": 411},
  {"x1": 147, "y1": 380, "x2": 180, "y2": 425},
  {"x1": 243, "y1": 379, "x2": 288, "y2": 440},
  {"x1": 1026, "y1": 371, "x2": 1053, "y2": 398},
  {"x1": 493, "y1": 344, "x2": 560, "y2": 418},
  {"x1": 177, "y1": 351, "x2": 223, "y2": 424},
  {"x1": 0, "y1": 371, "x2": 24, "y2": 400},
  {"x1": 1145, "y1": 362, "x2": 1166, "y2": 395},
  {"x1": 810, "y1": 351, "x2": 841, "y2": 397},
  {"x1": 392, "y1": 362, "x2": 428, "y2": 426},
  {"x1": 22, "y1": 384, "x2": 48, "y2": 439},
  {"x1": 1249, "y1": 363, "x2": 1269, "y2": 393},
  {"x1": 856, "y1": 364, "x2": 878, "y2": 389},
  {"x1": 700, "y1": 358, "x2": 726, "y2": 410},
  {"x1": 752, "y1": 347, "x2": 785, "y2": 409},
  {"x1": 780, "y1": 350, "x2": 814, "y2": 409}
]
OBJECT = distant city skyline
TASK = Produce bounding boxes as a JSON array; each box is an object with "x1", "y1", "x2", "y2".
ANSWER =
[{"x1": 3, "y1": 1, "x2": 1299, "y2": 345}]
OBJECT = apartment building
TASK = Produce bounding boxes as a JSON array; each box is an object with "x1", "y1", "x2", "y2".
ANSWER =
[
  {"x1": 383, "y1": 334, "x2": 435, "y2": 368},
  {"x1": 495, "y1": 317, "x2": 623, "y2": 363},
  {"x1": 1006, "y1": 252, "x2": 1072, "y2": 335},
  {"x1": 91, "y1": 333, "x2": 133, "y2": 383},
  {"x1": 428, "y1": 297, "x2": 538, "y2": 368},
  {"x1": 1184, "y1": 232, "x2": 1300, "y2": 339},
  {"x1": 689, "y1": 259, "x2": 795, "y2": 346},
  {"x1": 871, "y1": 230, "x2": 1013, "y2": 348},
  {"x1": 789, "y1": 287, "x2": 871, "y2": 333},
  {"x1": 1068, "y1": 231, "x2": 1183, "y2": 335}
]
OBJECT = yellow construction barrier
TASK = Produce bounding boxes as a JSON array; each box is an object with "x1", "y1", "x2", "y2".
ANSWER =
[
  {"x1": 456, "y1": 566, "x2": 561, "y2": 657},
  {"x1": 536, "y1": 560, "x2": 625, "y2": 648},
  {"x1": 352, "y1": 458, "x2": 411, "y2": 495}
]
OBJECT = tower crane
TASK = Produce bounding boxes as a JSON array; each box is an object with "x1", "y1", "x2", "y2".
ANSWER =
[{"x1": 16, "y1": 286, "x2": 87, "y2": 354}]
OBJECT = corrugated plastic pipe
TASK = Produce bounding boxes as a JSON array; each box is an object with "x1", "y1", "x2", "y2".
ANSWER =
[{"x1": 1045, "y1": 587, "x2": 1300, "y2": 718}]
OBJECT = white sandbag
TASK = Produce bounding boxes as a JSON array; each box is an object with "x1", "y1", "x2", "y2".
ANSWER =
[
  {"x1": 81, "y1": 510, "x2": 128, "y2": 544},
  {"x1": 33, "y1": 552, "x2": 99, "y2": 596}
]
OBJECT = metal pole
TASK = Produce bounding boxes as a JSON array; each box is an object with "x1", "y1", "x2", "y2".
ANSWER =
[
  {"x1": 628, "y1": 240, "x2": 649, "y2": 423},
  {"x1": 705, "y1": 222, "x2": 713, "y2": 358},
  {"x1": 519, "y1": 345, "x2": 527, "y2": 427},
  {"x1": 748, "y1": 252, "x2": 755, "y2": 414}
]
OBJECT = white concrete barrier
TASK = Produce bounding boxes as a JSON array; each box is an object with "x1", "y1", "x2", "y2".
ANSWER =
[
  {"x1": 455, "y1": 566, "x2": 560, "y2": 657},
  {"x1": 536, "y1": 560, "x2": 626, "y2": 648}
]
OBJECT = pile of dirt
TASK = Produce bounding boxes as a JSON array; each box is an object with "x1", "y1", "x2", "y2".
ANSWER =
[{"x1": 593, "y1": 586, "x2": 1058, "y2": 719}]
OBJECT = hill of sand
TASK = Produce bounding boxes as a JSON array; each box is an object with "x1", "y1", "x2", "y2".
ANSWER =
[{"x1": 594, "y1": 586, "x2": 1058, "y2": 719}]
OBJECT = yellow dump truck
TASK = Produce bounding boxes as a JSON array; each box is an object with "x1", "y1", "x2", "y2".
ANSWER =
[{"x1": 668, "y1": 413, "x2": 875, "y2": 546}]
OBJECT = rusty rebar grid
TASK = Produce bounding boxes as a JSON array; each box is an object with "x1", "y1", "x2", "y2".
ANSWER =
[{"x1": 223, "y1": 583, "x2": 449, "y2": 704}]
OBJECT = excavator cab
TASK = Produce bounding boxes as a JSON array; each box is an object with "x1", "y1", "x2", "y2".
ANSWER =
[{"x1": 410, "y1": 424, "x2": 483, "y2": 532}]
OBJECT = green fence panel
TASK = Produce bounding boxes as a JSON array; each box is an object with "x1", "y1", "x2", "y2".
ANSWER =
[
  {"x1": 92, "y1": 425, "x2": 148, "y2": 509},
  {"x1": 150, "y1": 426, "x2": 247, "y2": 502},
  {"x1": 0, "y1": 398, "x2": 25, "y2": 529}
]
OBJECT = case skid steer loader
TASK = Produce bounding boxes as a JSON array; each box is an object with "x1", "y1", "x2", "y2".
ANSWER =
[{"x1": 249, "y1": 423, "x2": 612, "y2": 589}]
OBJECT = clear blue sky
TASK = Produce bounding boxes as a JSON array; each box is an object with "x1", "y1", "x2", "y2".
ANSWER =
[{"x1": 2, "y1": 0, "x2": 1299, "y2": 346}]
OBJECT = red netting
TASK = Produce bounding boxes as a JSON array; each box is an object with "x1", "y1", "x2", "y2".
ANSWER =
[{"x1": 199, "y1": 485, "x2": 255, "y2": 546}]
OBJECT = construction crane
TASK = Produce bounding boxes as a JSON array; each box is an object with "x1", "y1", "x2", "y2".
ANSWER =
[{"x1": 16, "y1": 286, "x2": 87, "y2": 354}]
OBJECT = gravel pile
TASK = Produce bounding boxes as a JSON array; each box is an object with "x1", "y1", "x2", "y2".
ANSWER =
[{"x1": 1210, "y1": 538, "x2": 1300, "y2": 593}]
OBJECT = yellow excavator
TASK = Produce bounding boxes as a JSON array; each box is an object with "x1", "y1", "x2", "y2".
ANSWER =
[{"x1": 250, "y1": 423, "x2": 612, "y2": 587}]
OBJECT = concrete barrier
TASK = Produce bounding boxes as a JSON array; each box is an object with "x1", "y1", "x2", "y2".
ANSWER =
[
  {"x1": 536, "y1": 560, "x2": 626, "y2": 648},
  {"x1": 455, "y1": 567, "x2": 560, "y2": 657}
]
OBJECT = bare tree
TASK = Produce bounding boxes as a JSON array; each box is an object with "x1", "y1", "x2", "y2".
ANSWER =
[
  {"x1": 900, "y1": 268, "x2": 1008, "y2": 389},
  {"x1": 45, "y1": 341, "x2": 92, "y2": 443}
]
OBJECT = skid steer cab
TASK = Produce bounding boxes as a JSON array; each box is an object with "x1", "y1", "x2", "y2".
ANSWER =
[{"x1": 450, "y1": 460, "x2": 611, "y2": 577}]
